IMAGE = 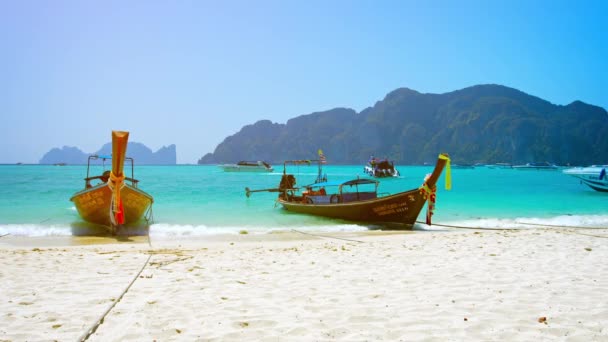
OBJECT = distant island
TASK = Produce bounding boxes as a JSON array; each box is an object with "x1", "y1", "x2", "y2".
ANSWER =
[
  {"x1": 40, "y1": 142, "x2": 177, "y2": 165},
  {"x1": 199, "y1": 84, "x2": 608, "y2": 165}
]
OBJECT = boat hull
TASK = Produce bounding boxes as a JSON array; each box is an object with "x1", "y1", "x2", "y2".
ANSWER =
[
  {"x1": 563, "y1": 166, "x2": 608, "y2": 192},
  {"x1": 70, "y1": 184, "x2": 153, "y2": 227},
  {"x1": 363, "y1": 164, "x2": 400, "y2": 178},
  {"x1": 363, "y1": 165, "x2": 399, "y2": 178},
  {"x1": 278, "y1": 188, "x2": 427, "y2": 227}
]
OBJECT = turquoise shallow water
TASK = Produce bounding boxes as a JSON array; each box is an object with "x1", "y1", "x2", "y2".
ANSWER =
[{"x1": 1, "y1": 163, "x2": 607, "y2": 236}]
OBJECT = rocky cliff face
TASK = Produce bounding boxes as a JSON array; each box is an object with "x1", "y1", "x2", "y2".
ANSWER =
[
  {"x1": 199, "y1": 84, "x2": 608, "y2": 165},
  {"x1": 39, "y1": 146, "x2": 88, "y2": 165},
  {"x1": 39, "y1": 143, "x2": 177, "y2": 165}
]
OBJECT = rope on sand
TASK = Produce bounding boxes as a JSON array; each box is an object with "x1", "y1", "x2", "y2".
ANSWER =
[
  {"x1": 419, "y1": 221, "x2": 608, "y2": 239},
  {"x1": 554, "y1": 230, "x2": 608, "y2": 239},
  {"x1": 517, "y1": 221, "x2": 608, "y2": 230},
  {"x1": 77, "y1": 234, "x2": 153, "y2": 341},
  {"x1": 291, "y1": 229, "x2": 366, "y2": 243},
  {"x1": 416, "y1": 221, "x2": 521, "y2": 231},
  {"x1": 418, "y1": 220, "x2": 608, "y2": 231},
  {"x1": 293, "y1": 220, "x2": 608, "y2": 243}
]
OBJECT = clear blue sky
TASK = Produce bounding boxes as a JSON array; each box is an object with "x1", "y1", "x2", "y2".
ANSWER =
[{"x1": 1, "y1": 0, "x2": 606, "y2": 164}]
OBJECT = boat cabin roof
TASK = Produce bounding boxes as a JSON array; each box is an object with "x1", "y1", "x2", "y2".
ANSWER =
[
  {"x1": 235, "y1": 160, "x2": 271, "y2": 167},
  {"x1": 306, "y1": 178, "x2": 378, "y2": 188},
  {"x1": 369, "y1": 160, "x2": 395, "y2": 168}
]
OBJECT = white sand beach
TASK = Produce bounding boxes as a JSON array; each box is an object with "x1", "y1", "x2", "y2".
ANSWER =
[{"x1": 1, "y1": 227, "x2": 607, "y2": 341}]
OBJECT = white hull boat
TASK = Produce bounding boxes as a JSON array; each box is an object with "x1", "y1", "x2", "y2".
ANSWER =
[
  {"x1": 363, "y1": 159, "x2": 400, "y2": 178},
  {"x1": 513, "y1": 162, "x2": 559, "y2": 171},
  {"x1": 563, "y1": 165, "x2": 608, "y2": 192},
  {"x1": 219, "y1": 161, "x2": 273, "y2": 172}
]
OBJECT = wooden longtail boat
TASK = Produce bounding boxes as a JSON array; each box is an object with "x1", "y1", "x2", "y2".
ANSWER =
[
  {"x1": 247, "y1": 153, "x2": 450, "y2": 228},
  {"x1": 70, "y1": 131, "x2": 154, "y2": 234}
]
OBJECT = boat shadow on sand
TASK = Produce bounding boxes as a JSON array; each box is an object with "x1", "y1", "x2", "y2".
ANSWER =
[
  {"x1": 281, "y1": 211, "x2": 450, "y2": 232},
  {"x1": 364, "y1": 222, "x2": 451, "y2": 232},
  {"x1": 70, "y1": 221, "x2": 151, "y2": 239}
]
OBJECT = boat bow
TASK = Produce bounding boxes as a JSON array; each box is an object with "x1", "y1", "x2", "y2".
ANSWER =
[{"x1": 108, "y1": 131, "x2": 129, "y2": 225}]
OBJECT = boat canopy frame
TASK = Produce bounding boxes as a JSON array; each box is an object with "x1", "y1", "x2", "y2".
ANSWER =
[
  {"x1": 282, "y1": 159, "x2": 327, "y2": 184},
  {"x1": 85, "y1": 154, "x2": 138, "y2": 187},
  {"x1": 305, "y1": 178, "x2": 379, "y2": 196}
]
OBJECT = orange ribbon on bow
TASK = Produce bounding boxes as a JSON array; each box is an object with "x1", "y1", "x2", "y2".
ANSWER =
[
  {"x1": 108, "y1": 171, "x2": 125, "y2": 225},
  {"x1": 419, "y1": 183, "x2": 437, "y2": 225}
]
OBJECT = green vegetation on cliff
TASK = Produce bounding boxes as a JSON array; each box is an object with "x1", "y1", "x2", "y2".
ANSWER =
[{"x1": 199, "y1": 84, "x2": 608, "y2": 165}]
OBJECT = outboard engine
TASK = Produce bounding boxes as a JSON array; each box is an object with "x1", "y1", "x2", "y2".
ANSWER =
[{"x1": 279, "y1": 174, "x2": 296, "y2": 190}]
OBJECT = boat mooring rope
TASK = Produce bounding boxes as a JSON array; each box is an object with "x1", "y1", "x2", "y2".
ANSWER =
[
  {"x1": 513, "y1": 221, "x2": 607, "y2": 230},
  {"x1": 417, "y1": 220, "x2": 608, "y2": 231},
  {"x1": 293, "y1": 220, "x2": 608, "y2": 243},
  {"x1": 144, "y1": 204, "x2": 154, "y2": 225},
  {"x1": 77, "y1": 233, "x2": 153, "y2": 342},
  {"x1": 416, "y1": 221, "x2": 520, "y2": 231},
  {"x1": 417, "y1": 221, "x2": 608, "y2": 239},
  {"x1": 291, "y1": 229, "x2": 366, "y2": 243}
]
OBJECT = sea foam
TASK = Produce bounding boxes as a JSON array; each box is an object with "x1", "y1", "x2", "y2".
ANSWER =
[{"x1": 2, "y1": 214, "x2": 606, "y2": 237}]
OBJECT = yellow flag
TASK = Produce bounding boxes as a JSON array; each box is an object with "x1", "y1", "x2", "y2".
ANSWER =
[
  {"x1": 318, "y1": 149, "x2": 326, "y2": 164},
  {"x1": 439, "y1": 154, "x2": 451, "y2": 190}
]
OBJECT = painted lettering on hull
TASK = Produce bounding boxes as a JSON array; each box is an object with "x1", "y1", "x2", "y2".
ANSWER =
[
  {"x1": 77, "y1": 190, "x2": 107, "y2": 212},
  {"x1": 371, "y1": 194, "x2": 418, "y2": 217},
  {"x1": 372, "y1": 202, "x2": 409, "y2": 216}
]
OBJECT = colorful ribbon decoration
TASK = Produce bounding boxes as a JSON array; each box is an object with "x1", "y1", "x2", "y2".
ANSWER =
[
  {"x1": 419, "y1": 183, "x2": 436, "y2": 225},
  {"x1": 108, "y1": 171, "x2": 125, "y2": 225},
  {"x1": 419, "y1": 153, "x2": 451, "y2": 225}
]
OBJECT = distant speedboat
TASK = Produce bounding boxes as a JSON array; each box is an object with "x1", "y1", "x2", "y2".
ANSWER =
[
  {"x1": 513, "y1": 162, "x2": 559, "y2": 171},
  {"x1": 563, "y1": 165, "x2": 608, "y2": 192},
  {"x1": 219, "y1": 161, "x2": 274, "y2": 172},
  {"x1": 364, "y1": 158, "x2": 400, "y2": 178},
  {"x1": 487, "y1": 163, "x2": 513, "y2": 169}
]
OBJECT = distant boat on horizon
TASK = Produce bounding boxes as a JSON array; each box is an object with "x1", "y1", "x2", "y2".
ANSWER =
[
  {"x1": 488, "y1": 163, "x2": 513, "y2": 169},
  {"x1": 513, "y1": 162, "x2": 559, "y2": 171},
  {"x1": 451, "y1": 163, "x2": 475, "y2": 169},
  {"x1": 219, "y1": 161, "x2": 274, "y2": 172}
]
